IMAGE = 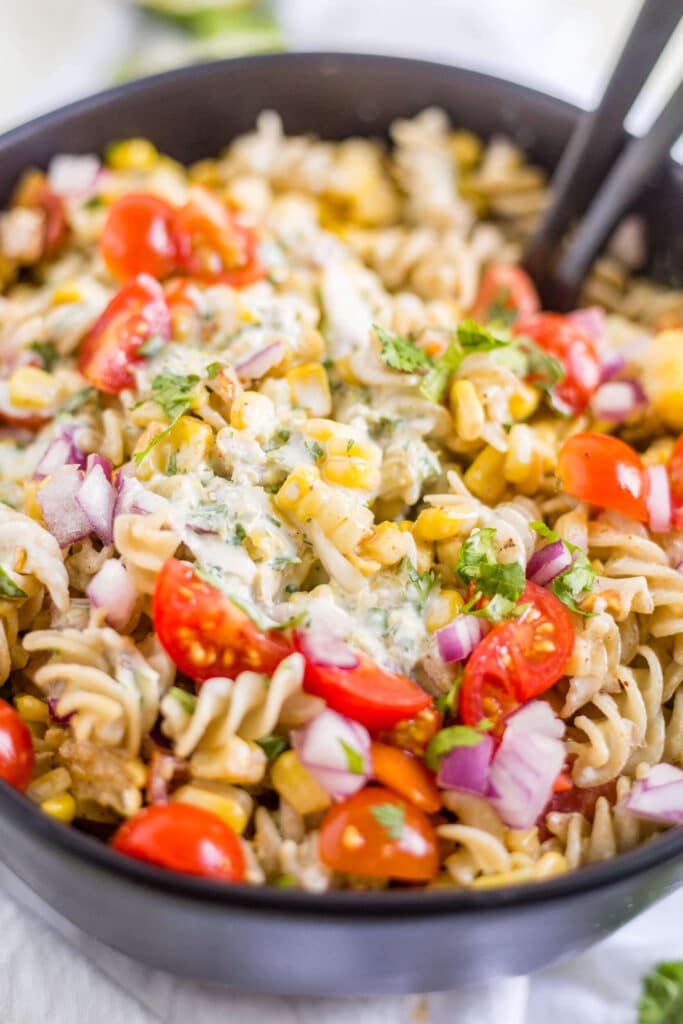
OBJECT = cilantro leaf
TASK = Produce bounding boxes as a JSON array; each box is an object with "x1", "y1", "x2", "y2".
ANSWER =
[
  {"x1": 425, "y1": 723, "x2": 490, "y2": 771},
  {"x1": 256, "y1": 735, "x2": 289, "y2": 762},
  {"x1": 339, "y1": 739, "x2": 365, "y2": 775},
  {"x1": 495, "y1": 336, "x2": 565, "y2": 404},
  {"x1": 168, "y1": 686, "x2": 197, "y2": 714},
  {"x1": 434, "y1": 670, "x2": 463, "y2": 718},
  {"x1": 529, "y1": 521, "x2": 596, "y2": 615},
  {"x1": 456, "y1": 528, "x2": 526, "y2": 622},
  {"x1": 638, "y1": 961, "x2": 683, "y2": 1024},
  {"x1": 28, "y1": 341, "x2": 58, "y2": 372},
  {"x1": 274, "y1": 873, "x2": 296, "y2": 888},
  {"x1": 306, "y1": 440, "x2": 325, "y2": 462},
  {"x1": 420, "y1": 340, "x2": 463, "y2": 402},
  {"x1": 370, "y1": 802, "x2": 405, "y2": 841},
  {"x1": 405, "y1": 559, "x2": 439, "y2": 612},
  {"x1": 206, "y1": 361, "x2": 224, "y2": 380},
  {"x1": 375, "y1": 325, "x2": 434, "y2": 373},
  {"x1": 0, "y1": 566, "x2": 27, "y2": 600},
  {"x1": 134, "y1": 370, "x2": 199, "y2": 464},
  {"x1": 457, "y1": 319, "x2": 510, "y2": 354}
]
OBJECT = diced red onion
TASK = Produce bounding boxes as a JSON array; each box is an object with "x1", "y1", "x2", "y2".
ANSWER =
[
  {"x1": 147, "y1": 749, "x2": 189, "y2": 804},
  {"x1": 47, "y1": 691, "x2": 73, "y2": 725},
  {"x1": 76, "y1": 464, "x2": 116, "y2": 545},
  {"x1": 86, "y1": 452, "x2": 112, "y2": 481},
  {"x1": 38, "y1": 465, "x2": 91, "y2": 548},
  {"x1": 568, "y1": 307, "x2": 605, "y2": 344},
  {"x1": 86, "y1": 559, "x2": 137, "y2": 630},
  {"x1": 591, "y1": 379, "x2": 647, "y2": 422},
  {"x1": 113, "y1": 474, "x2": 165, "y2": 517},
  {"x1": 487, "y1": 700, "x2": 566, "y2": 829},
  {"x1": 34, "y1": 427, "x2": 87, "y2": 478},
  {"x1": 527, "y1": 540, "x2": 572, "y2": 586},
  {"x1": 235, "y1": 341, "x2": 285, "y2": 380},
  {"x1": 621, "y1": 764, "x2": 683, "y2": 825},
  {"x1": 437, "y1": 733, "x2": 494, "y2": 793},
  {"x1": 436, "y1": 615, "x2": 487, "y2": 663},
  {"x1": 48, "y1": 154, "x2": 101, "y2": 198},
  {"x1": 599, "y1": 351, "x2": 627, "y2": 383},
  {"x1": 296, "y1": 629, "x2": 359, "y2": 669},
  {"x1": 646, "y1": 464, "x2": 672, "y2": 534},
  {"x1": 292, "y1": 708, "x2": 370, "y2": 799}
]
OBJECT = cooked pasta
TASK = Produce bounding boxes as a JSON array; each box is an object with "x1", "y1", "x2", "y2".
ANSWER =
[{"x1": 0, "y1": 109, "x2": 681, "y2": 892}]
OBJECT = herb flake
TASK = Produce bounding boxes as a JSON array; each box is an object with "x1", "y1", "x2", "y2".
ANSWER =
[
  {"x1": 375, "y1": 325, "x2": 434, "y2": 373},
  {"x1": 370, "y1": 801, "x2": 405, "y2": 841},
  {"x1": 0, "y1": 566, "x2": 27, "y2": 600}
]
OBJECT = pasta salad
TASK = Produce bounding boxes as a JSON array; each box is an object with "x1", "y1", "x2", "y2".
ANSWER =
[{"x1": 0, "y1": 109, "x2": 682, "y2": 891}]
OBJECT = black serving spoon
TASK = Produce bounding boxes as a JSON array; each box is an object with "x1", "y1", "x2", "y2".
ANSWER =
[{"x1": 524, "y1": 0, "x2": 683, "y2": 310}]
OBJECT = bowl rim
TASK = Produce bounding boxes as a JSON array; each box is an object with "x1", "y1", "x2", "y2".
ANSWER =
[{"x1": 1, "y1": 50, "x2": 681, "y2": 918}]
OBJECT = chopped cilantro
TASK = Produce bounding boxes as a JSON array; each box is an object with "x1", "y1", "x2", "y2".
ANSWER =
[
  {"x1": 233, "y1": 523, "x2": 247, "y2": 544},
  {"x1": 168, "y1": 686, "x2": 197, "y2": 714},
  {"x1": 370, "y1": 801, "x2": 405, "y2": 841},
  {"x1": 530, "y1": 522, "x2": 596, "y2": 615},
  {"x1": 272, "y1": 609, "x2": 309, "y2": 631},
  {"x1": 425, "y1": 722, "x2": 492, "y2": 772},
  {"x1": 368, "y1": 416, "x2": 401, "y2": 441},
  {"x1": 434, "y1": 670, "x2": 463, "y2": 719},
  {"x1": 83, "y1": 194, "x2": 104, "y2": 210},
  {"x1": 256, "y1": 735, "x2": 289, "y2": 762},
  {"x1": 457, "y1": 318, "x2": 510, "y2": 354},
  {"x1": 306, "y1": 440, "x2": 325, "y2": 462},
  {"x1": 60, "y1": 387, "x2": 96, "y2": 414},
  {"x1": 166, "y1": 451, "x2": 178, "y2": 476},
  {"x1": 274, "y1": 873, "x2": 296, "y2": 888},
  {"x1": 206, "y1": 361, "x2": 224, "y2": 380},
  {"x1": 456, "y1": 528, "x2": 526, "y2": 622},
  {"x1": 367, "y1": 607, "x2": 390, "y2": 635},
  {"x1": 346, "y1": 438, "x2": 355, "y2": 454},
  {"x1": 0, "y1": 566, "x2": 27, "y2": 600},
  {"x1": 339, "y1": 739, "x2": 365, "y2": 775},
  {"x1": 495, "y1": 336, "x2": 565, "y2": 405},
  {"x1": 134, "y1": 371, "x2": 199, "y2": 464},
  {"x1": 638, "y1": 961, "x2": 683, "y2": 1024},
  {"x1": 405, "y1": 559, "x2": 439, "y2": 613},
  {"x1": 264, "y1": 428, "x2": 291, "y2": 452},
  {"x1": 28, "y1": 341, "x2": 58, "y2": 372},
  {"x1": 375, "y1": 325, "x2": 434, "y2": 373},
  {"x1": 419, "y1": 320, "x2": 509, "y2": 403},
  {"x1": 270, "y1": 555, "x2": 301, "y2": 570}
]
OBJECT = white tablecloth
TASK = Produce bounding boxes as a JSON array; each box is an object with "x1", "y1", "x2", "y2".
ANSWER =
[{"x1": 0, "y1": 2, "x2": 682, "y2": 1021}]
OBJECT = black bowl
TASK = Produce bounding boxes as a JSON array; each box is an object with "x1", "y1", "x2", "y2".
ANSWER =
[{"x1": 0, "y1": 53, "x2": 682, "y2": 996}]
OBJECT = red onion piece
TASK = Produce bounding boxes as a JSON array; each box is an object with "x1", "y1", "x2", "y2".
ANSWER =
[
  {"x1": 505, "y1": 700, "x2": 565, "y2": 740},
  {"x1": 34, "y1": 427, "x2": 87, "y2": 478},
  {"x1": 527, "y1": 540, "x2": 572, "y2": 586},
  {"x1": 86, "y1": 452, "x2": 112, "y2": 481},
  {"x1": 568, "y1": 307, "x2": 605, "y2": 344},
  {"x1": 146, "y1": 749, "x2": 189, "y2": 804},
  {"x1": 38, "y1": 465, "x2": 91, "y2": 548},
  {"x1": 113, "y1": 474, "x2": 165, "y2": 517},
  {"x1": 48, "y1": 154, "x2": 101, "y2": 198},
  {"x1": 76, "y1": 464, "x2": 116, "y2": 545},
  {"x1": 436, "y1": 615, "x2": 487, "y2": 663},
  {"x1": 599, "y1": 351, "x2": 627, "y2": 383},
  {"x1": 437, "y1": 733, "x2": 494, "y2": 793},
  {"x1": 47, "y1": 692, "x2": 74, "y2": 725},
  {"x1": 590, "y1": 380, "x2": 647, "y2": 422},
  {"x1": 646, "y1": 464, "x2": 672, "y2": 534},
  {"x1": 86, "y1": 559, "x2": 137, "y2": 630},
  {"x1": 621, "y1": 764, "x2": 683, "y2": 825},
  {"x1": 296, "y1": 629, "x2": 359, "y2": 669},
  {"x1": 235, "y1": 341, "x2": 285, "y2": 380},
  {"x1": 292, "y1": 708, "x2": 370, "y2": 799}
]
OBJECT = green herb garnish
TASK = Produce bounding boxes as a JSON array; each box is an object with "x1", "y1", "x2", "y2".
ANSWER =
[
  {"x1": 339, "y1": 739, "x2": 365, "y2": 775},
  {"x1": 306, "y1": 440, "x2": 325, "y2": 462},
  {"x1": 638, "y1": 961, "x2": 683, "y2": 1024},
  {"x1": 134, "y1": 370, "x2": 199, "y2": 464},
  {"x1": 256, "y1": 735, "x2": 289, "y2": 762},
  {"x1": 206, "y1": 361, "x2": 224, "y2": 380},
  {"x1": 233, "y1": 523, "x2": 247, "y2": 544},
  {"x1": 61, "y1": 387, "x2": 96, "y2": 414},
  {"x1": 28, "y1": 341, "x2": 58, "y2": 372},
  {"x1": 405, "y1": 559, "x2": 439, "y2": 613},
  {"x1": 370, "y1": 802, "x2": 405, "y2": 841},
  {"x1": 419, "y1": 320, "x2": 509, "y2": 402},
  {"x1": 456, "y1": 528, "x2": 526, "y2": 622},
  {"x1": 530, "y1": 522, "x2": 596, "y2": 615},
  {"x1": 168, "y1": 686, "x2": 197, "y2": 714},
  {"x1": 425, "y1": 722, "x2": 492, "y2": 772},
  {"x1": 0, "y1": 566, "x2": 27, "y2": 600},
  {"x1": 375, "y1": 325, "x2": 434, "y2": 373}
]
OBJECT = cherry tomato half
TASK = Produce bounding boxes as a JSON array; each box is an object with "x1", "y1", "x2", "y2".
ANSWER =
[
  {"x1": 319, "y1": 786, "x2": 439, "y2": 882},
  {"x1": 460, "y1": 582, "x2": 574, "y2": 728},
  {"x1": 78, "y1": 274, "x2": 171, "y2": 393},
  {"x1": 514, "y1": 313, "x2": 601, "y2": 413},
  {"x1": 371, "y1": 742, "x2": 441, "y2": 813},
  {"x1": 153, "y1": 558, "x2": 291, "y2": 682},
  {"x1": 173, "y1": 187, "x2": 265, "y2": 288},
  {"x1": 295, "y1": 634, "x2": 433, "y2": 732},
  {"x1": 667, "y1": 434, "x2": 683, "y2": 504},
  {"x1": 0, "y1": 699, "x2": 35, "y2": 791},
  {"x1": 470, "y1": 263, "x2": 540, "y2": 325},
  {"x1": 100, "y1": 193, "x2": 178, "y2": 281},
  {"x1": 111, "y1": 803, "x2": 245, "y2": 881},
  {"x1": 14, "y1": 170, "x2": 69, "y2": 259},
  {"x1": 557, "y1": 432, "x2": 649, "y2": 522}
]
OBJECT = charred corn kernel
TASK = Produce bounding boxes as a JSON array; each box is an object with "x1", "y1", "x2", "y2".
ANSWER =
[
  {"x1": 41, "y1": 793, "x2": 76, "y2": 824},
  {"x1": 106, "y1": 137, "x2": 159, "y2": 171},
  {"x1": 464, "y1": 445, "x2": 507, "y2": 503},
  {"x1": 642, "y1": 436, "x2": 676, "y2": 467},
  {"x1": 23, "y1": 480, "x2": 43, "y2": 521},
  {"x1": 348, "y1": 551, "x2": 382, "y2": 576},
  {"x1": 534, "y1": 852, "x2": 568, "y2": 879},
  {"x1": 8, "y1": 367, "x2": 57, "y2": 409},
  {"x1": 509, "y1": 383, "x2": 541, "y2": 421},
  {"x1": 276, "y1": 465, "x2": 320, "y2": 513},
  {"x1": 52, "y1": 281, "x2": 82, "y2": 305},
  {"x1": 414, "y1": 506, "x2": 471, "y2": 542},
  {"x1": 230, "y1": 390, "x2": 276, "y2": 440},
  {"x1": 286, "y1": 362, "x2": 332, "y2": 417},
  {"x1": 358, "y1": 522, "x2": 409, "y2": 566},
  {"x1": 425, "y1": 588, "x2": 465, "y2": 632},
  {"x1": 271, "y1": 750, "x2": 331, "y2": 815},
  {"x1": 643, "y1": 329, "x2": 683, "y2": 429},
  {"x1": 172, "y1": 783, "x2": 252, "y2": 834},
  {"x1": 450, "y1": 129, "x2": 483, "y2": 170},
  {"x1": 450, "y1": 379, "x2": 485, "y2": 442},
  {"x1": 15, "y1": 695, "x2": 49, "y2": 723}
]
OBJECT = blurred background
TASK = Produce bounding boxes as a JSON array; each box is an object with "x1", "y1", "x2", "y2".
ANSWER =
[{"x1": 0, "y1": 0, "x2": 681, "y2": 155}]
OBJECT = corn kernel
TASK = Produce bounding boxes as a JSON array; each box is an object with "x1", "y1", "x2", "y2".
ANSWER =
[
  {"x1": 534, "y1": 852, "x2": 568, "y2": 879},
  {"x1": 271, "y1": 750, "x2": 331, "y2": 815},
  {"x1": 358, "y1": 522, "x2": 409, "y2": 566},
  {"x1": 230, "y1": 390, "x2": 276, "y2": 440},
  {"x1": 304, "y1": 418, "x2": 337, "y2": 442},
  {"x1": 23, "y1": 480, "x2": 43, "y2": 521},
  {"x1": 8, "y1": 367, "x2": 57, "y2": 410},
  {"x1": 276, "y1": 465, "x2": 320, "y2": 513},
  {"x1": 425, "y1": 589, "x2": 465, "y2": 632},
  {"x1": 106, "y1": 138, "x2": 159, "y2": 171},
  {"x1": 286, "y1": 363, "x2": 332, "y2": 417},
  {"x1": 41, "y1": 793, "x2": 76, "y2": 824},
  {"x1": 52, "y1": 282, "x2": 83, "y2": 305},
  {"x1": 450, "y1": 130, "x2": 483, "y2": 171},
  {"x1": 172, "y1": 783, "x2": 252, "y2": 834},
  {"x1": 464, "y1": 445, "x2": 507, "y2": 503},
  {"x1": 414, "y1": 506, "x2": 471, "y2": 542},
  {"x1": 323, "y1": 457, "x2": 380, "y2": 491},
  {"x1": 189, "y1": 158, "x2": 223, "y2": 186},
  {"x1": 15, "y1": 695, "x2": 49, "y2": 723},
  {"x1": 643, "y1": 329, "x2": 683, "y2": 430},
  {"x1": 450, "y1": 379, "x2": 485, "y2": 442},
  {"x1": 642, "y1": 436, "x2": 675, "y2": 467},
  {"x1": 509, "y1": 383, "x2": 541, "y2": 421}
]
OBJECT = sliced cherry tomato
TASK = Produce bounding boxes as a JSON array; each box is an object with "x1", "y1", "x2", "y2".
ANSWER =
[
  {"x1": 319, "y1": 786, "x2": 439, "y2": 882},
  {"x1": 557, "y1": 431, "x2": 649, "y2": 522},
  {"x1": 78, "y1": 274, "x2": 171, "y2": 393},
  {"x1": 295, "y1": 635, "x2": 432, "y2": 732},
  {"x1": 460, "y1": 582, "x2": 574, "y2": 728},
  {"x1": 552, "y1": 769, "x2": 573, "y2": 794},
  {"x1": 667, "y1": 434, "x2": 683, "y2": 504},
  {"x1": 111, "y1": 803, "x2": 245, "y2": 881},
  {"x1": 0, "y1": 700, "x2": 35, "y2": 791},
  {"x1": 173, "y1": 186, "x2": 265, "y2": 288},
  {"x1": 371, "y1": 742, "x2": 441, "y2": 813},
  {"x1": 153, "y1": 558, "x2": 291, "y2": 682},
  {"x1": 164, "y1": 277, "x2": 207, "y2": 340},
  {"x1": 514, "y1": 312, "x2": 601, "y2": 413},
  {"x1": 100, "y1": 193, "x2": 178, "y2": 281},
  {"x1": 545, "y1": 780, "x2": 617, "y2": 820},
  {"x1": 470, "y1": 263, "x2": 540, "y2": 325},
  {"x1": 14, "y1": 170, "x2": 69, "y2": 258}
]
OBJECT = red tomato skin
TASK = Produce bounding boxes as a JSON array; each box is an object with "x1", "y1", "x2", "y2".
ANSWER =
[
  {"x1": 112, "y1": 804, "x2": 245, "y2": 881},
  {"x1": 294, "y1": 635, "x2": 432, "y2": 731},
  {"x1": 14, "y1": 171, "x2": 69, "y2": 258},
  {"x1": 78, "y1": 274, "x2": 171, "y2": 393},
  {"x1": 173, "y1": 187, "x2": 265, "y2": 288},
  {"x1": 319, "y1": 786, "x2": 439, "y2": 882},
  {"x1": 557, "y1": 432, "x2": 649, "y2": 522},
  {"x1": 152, "y1": 559, "x2": 291, "y2": 682},
  {"x1": 101, "y1": 193, "x2": 178, "y2": 281},
  {"x1": 667, "y1": 435, "x2": 683, "y2": 504},
  {"x1": 470, "y1": 263, "x2": 540, "y2": 324},
  {"x1": 0, "y1": 700, "x2": 35, "y2": 791},
  {"x1": 514, "y1": 313, "x2": 601, "y2": 413}
]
